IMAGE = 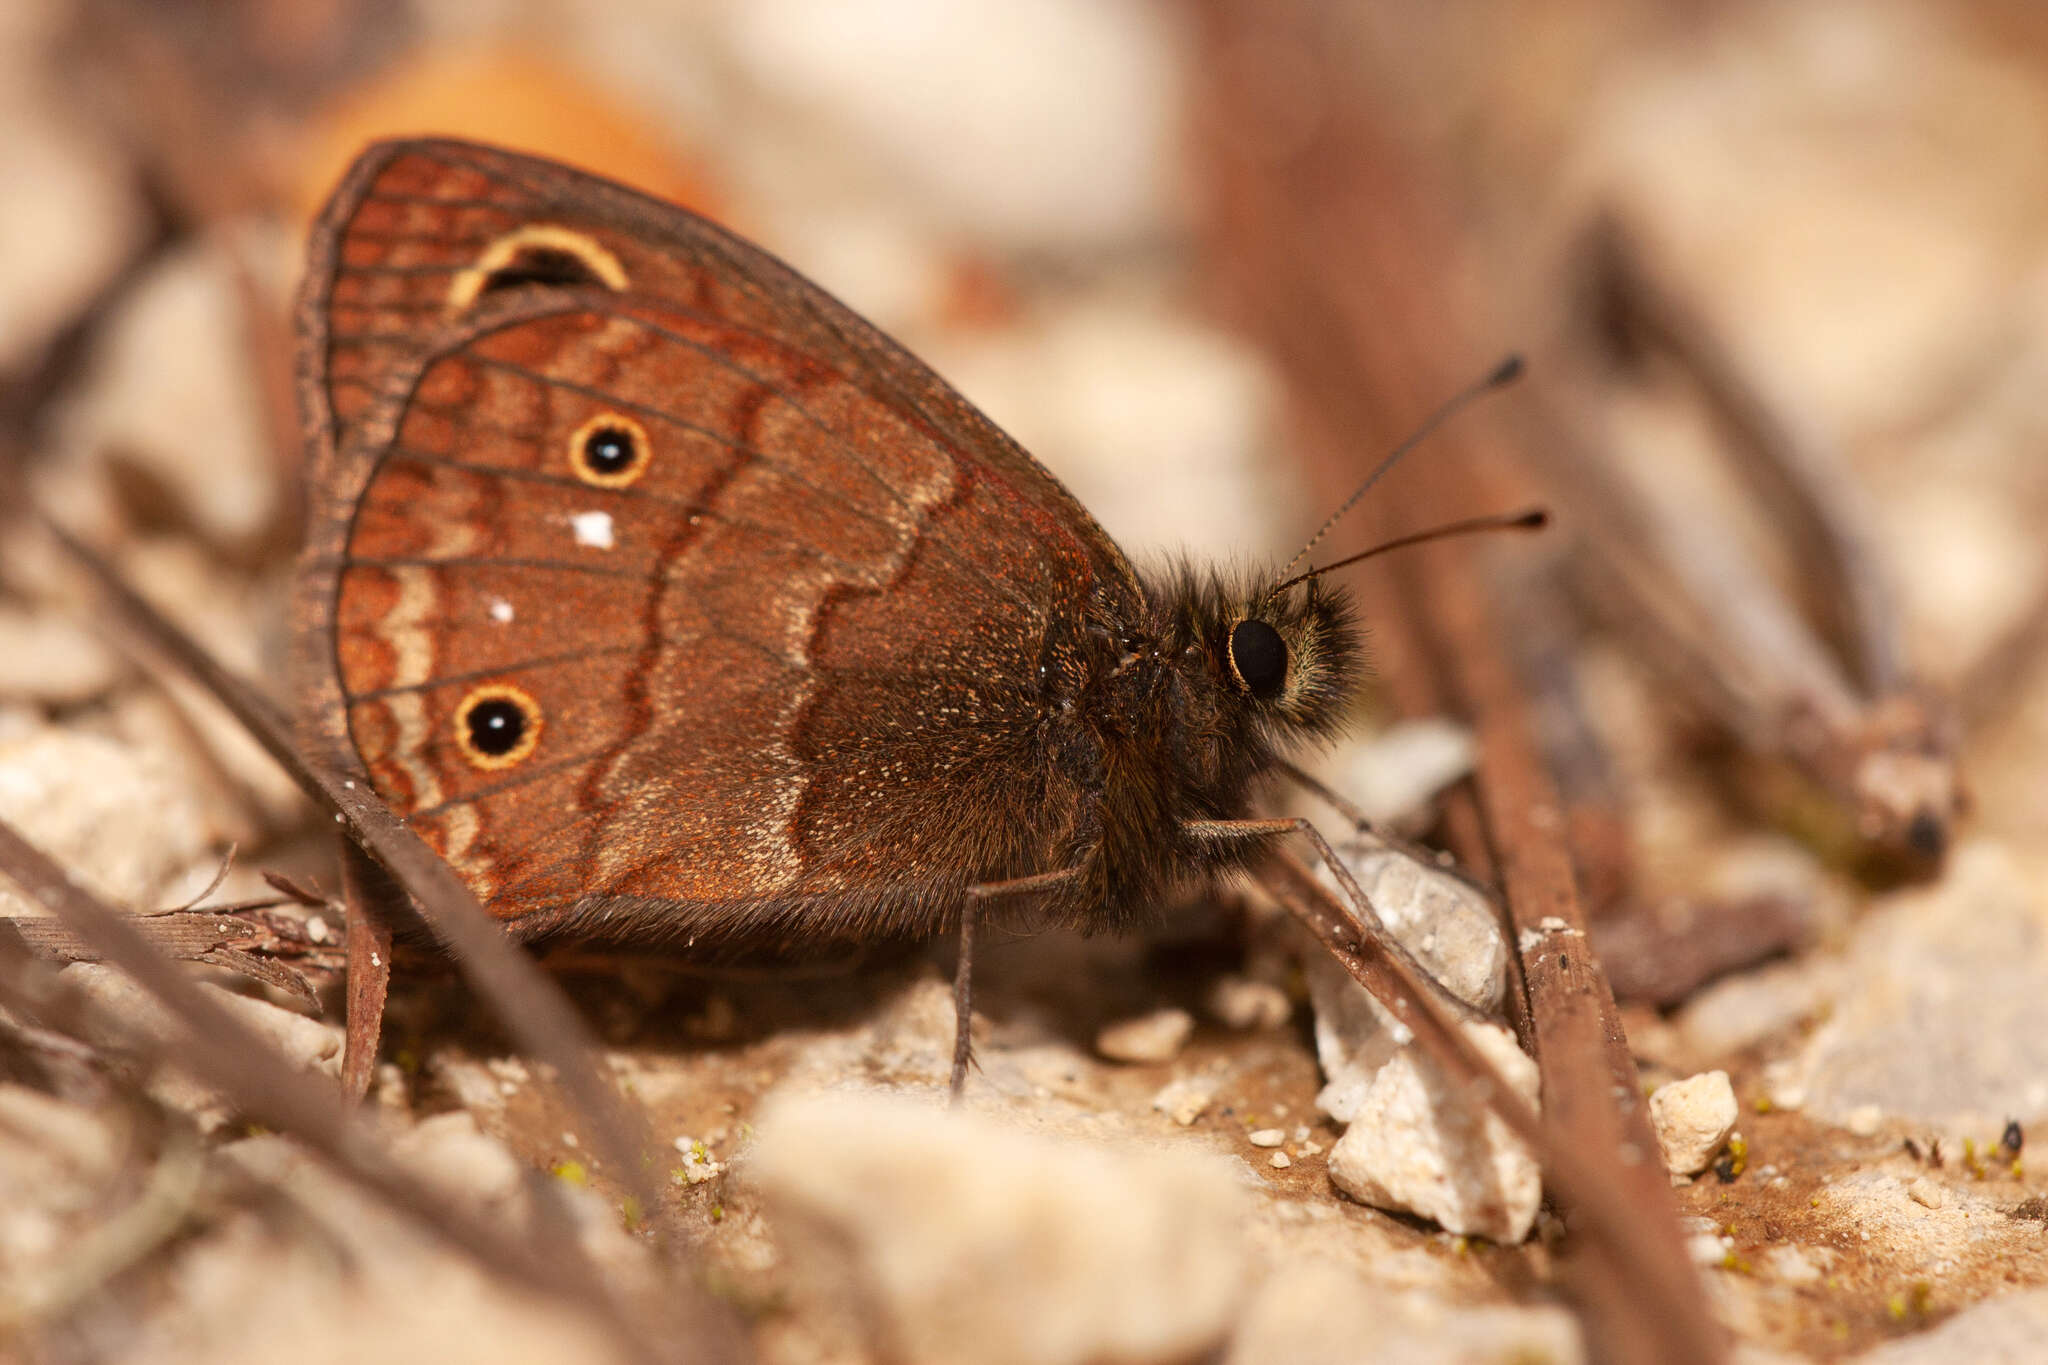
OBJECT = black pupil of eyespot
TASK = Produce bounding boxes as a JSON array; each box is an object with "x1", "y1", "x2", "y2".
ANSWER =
[
  {"x1": 584, "y1": 426, "x2": 635, "y2": 474},
  {"x1": 467, "y1": 698, "x2": 527, "y2": 755},
  {"x1": 480, "y1": 247, "x2": 606, "y2": 293},
  {"x1": 1230, "y1": 620, "x2": 1287, "y2": 699}
]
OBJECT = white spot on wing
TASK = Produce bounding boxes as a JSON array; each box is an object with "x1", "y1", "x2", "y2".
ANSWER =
[
  {"x1": 570, "y1": 511, "x2": 615, "y2": 549},
  {"x1": 488, "y1": 597, "x2": 515, "y2": 624}
]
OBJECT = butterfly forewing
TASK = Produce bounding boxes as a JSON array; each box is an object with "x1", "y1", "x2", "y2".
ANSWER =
[{"x1": 295, "y1": 139, "x2": 1138, "y2": 946}]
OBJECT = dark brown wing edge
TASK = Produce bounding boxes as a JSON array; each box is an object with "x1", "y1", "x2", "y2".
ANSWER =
[{"x1": 350, "y1": 137, "x2": 1147, "y2": 606}]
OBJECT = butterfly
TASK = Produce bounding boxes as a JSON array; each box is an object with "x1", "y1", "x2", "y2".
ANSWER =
[{"x1": 293, "y1": 138, "x2": 1521, "y2": 1092}]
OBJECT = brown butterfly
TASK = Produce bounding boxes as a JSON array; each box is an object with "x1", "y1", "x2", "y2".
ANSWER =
[{"x1": 293, "y1": 138, "x2": 1524, "y2": 1091}]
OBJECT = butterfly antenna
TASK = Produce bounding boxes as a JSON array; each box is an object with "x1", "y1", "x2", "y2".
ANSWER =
[
  {"x1": 1266, "y1": 507, "x2": 1549, "y2": 598},
  {"x1": 1274, "y1": 353, "x2": 1526, "y2": 581}
]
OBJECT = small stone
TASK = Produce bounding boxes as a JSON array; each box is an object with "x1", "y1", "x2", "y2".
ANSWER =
[
  {"x1": 1226, "y1": 1260, "x2": 1583, "y2": 1365},
  {"x1": 1149, "y1": 1074, "x2": 1220, "y2": 1127},
  {"x1": 0, "y1": 608, "x2": 121, "y2": 705},
  {"x1": 0, "y1": 725, "x2": 210, "y2": 918},
  {"x1": 748, "y1": 1090, "x2": 1247, "y2": 1365},
  {"x1": 1310, "y1": 843, "x2": 1509, "y2": 1032},
  {"x1": 1761, "y1": 1058, "x2": 1808, "y2": 1112},
  {"x1": 66, "y1": 243, "x2": 279, "y2": 552},
  {"x1": 1648, "y1": 1071, "x2": 1739, "y2": 1176},
  {"x1": 1846, "y1": 1104, "x2": 1885, "y2": 1138},
  {"x1": 1906, "y1": 1177, "x2": 1944, "y2": 1209},
  {"x1": 1095, "y1": 1007, "x2": 1193, "y2": 1064},
  {"x1": 1325, "y1": 1018, "x2": 1543, "y2": 1242},
  {"x1": 1759, "y1": 1244, "x2": 1827, "y2": 1285},
  {"x1": 1268, "y1": 1151, "x2": 1291, "y2": 1170},
  {"x1": 1205, "y1": 974, "x2": 1291, "y2": 1030},
  {"x1": 1686, "y1": 1231, "x2": 1734, "y2": 1266},
  {"x1": 1246, "y1": 1128, "x2": 1285, "y2": 1148}
]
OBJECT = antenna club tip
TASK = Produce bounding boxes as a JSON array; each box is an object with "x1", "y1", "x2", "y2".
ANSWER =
[
  {"x1": 1515, "y1": 507, "x2": 1549, "y2": 530},
  {"x1": 1487, "y1": 353, "x2": 1526, "y2": 388}
]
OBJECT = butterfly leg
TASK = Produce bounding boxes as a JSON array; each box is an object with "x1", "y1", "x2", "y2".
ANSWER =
[
  {"x1": 952, "y1": 865, "x2": 1086, "y2": 1103},
  {"x1": 339, "y1": 842, "x2": 400, "y2": 1103},
  {"x1": 1184, "y1": 816, "x2": 1480, "y2": 1022}
]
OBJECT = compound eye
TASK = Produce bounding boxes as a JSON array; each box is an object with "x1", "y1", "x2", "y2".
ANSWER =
[{"x1": 1228, "y1": 619, "x2": 1288, "y2": 700}]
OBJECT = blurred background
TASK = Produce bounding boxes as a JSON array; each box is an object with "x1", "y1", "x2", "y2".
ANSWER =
[{"x1": 6, "y1": 1, "x2": 2048, "y2": 1361}]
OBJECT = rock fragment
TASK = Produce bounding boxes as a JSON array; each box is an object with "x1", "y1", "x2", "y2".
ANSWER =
[
  {"x1": 1206, "y1": 974, "x2": 1291, "y2": 1030},
  {"x1": 1095, "y1": 1006, "x2": 1193, "y2": 1063},
  {"x1": 1648, "y1": 1070, "x2": 1740, "y2": 1176},
  {"x1": 1150, "y1": 1074, "x2": 1221, "y2": 1127},
  {"x1": 748, "y1": 1090, "x2": 1247, "y2": 1365},
  {"x1": 1325, "y1": 1019, "x2": 1543, "y2": 1242},
  {"x1": 0, "y1": 726, "x2": 210, "y2": 918},
  {"x1": 1906, "y1": 1176, "x2": 1944, "y2": 1210}
]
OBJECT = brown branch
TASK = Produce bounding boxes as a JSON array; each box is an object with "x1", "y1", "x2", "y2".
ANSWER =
[
  {"x1": 1594, "y1": 220, "x2": 1904, "y2": 697},
  {"x1": 0, "y1": 816, "x2": 737, "y2": 1365},
  {"x1": 1189, "y1": 5, "x2": 1725, "y2": 1360},
  {"x1": 1523, "y1": 224, "x2": 1958, "y2": 869},
  {"x1": 1259, "y1": 851, "x2": 1727, "y2": 1351},
  {"x1": 6, "y1": 908, "x2": 326, "y2": 1010},
  {"x1": 24, "y1": 500, "x2": 678, "y2": 1246}
]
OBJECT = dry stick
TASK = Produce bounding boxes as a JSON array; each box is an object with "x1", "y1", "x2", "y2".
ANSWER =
[
  {"x1": 7, "y1": 912, "x2": 323, "y2": 1011},
  {"x1": 1187, "y1": 6, "x2": 1724, "y2": 1361},
  {"x1": 1534, "y1": 231, "x2": 1956, "y2": 863},
  {"x1": 1595, "y1": 221, "x2": 1904, "y2": 697},
  {"x1": 29, "y1": 510, "x2": 676, "y2": 1243},
  {"x1": 0, "y1": 818, "x2": 714, "y2": 1365}
]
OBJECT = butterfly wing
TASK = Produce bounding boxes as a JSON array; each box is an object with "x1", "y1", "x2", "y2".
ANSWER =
[{"x1": 294, "y1": 139, "x2": 1136, "y2": 948}]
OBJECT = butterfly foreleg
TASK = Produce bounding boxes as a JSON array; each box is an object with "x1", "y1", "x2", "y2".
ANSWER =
[
  {"x1": 1183, "y1": 816, "x2": 1481, "y2": 1023},
  {"x1": 950, "y1": 865, "x2": 1088, "y2": 1103}
]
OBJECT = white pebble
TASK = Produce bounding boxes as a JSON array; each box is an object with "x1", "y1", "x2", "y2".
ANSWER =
[
  {"x1": 1648, "y1": 1071, "x2": 1739, "y2": 1176},
  {"x1": 1096, "y1": 1007, "x2": 1193, "y2": 1064},
  {"x1": 1205, "y1": 975, "x2": 1291, "y2": 1030},
  {"x1": 1149, "y1": 1074, "x2": 1220, "y2": 1127},
  {"x1": 1325, "y1": 1019, "x2": 1543, "y2": 1243},
  {"x1": 1268, "y1": 1151, "x2": 1291, "y2": 1170},
  {"x1": 1247, "y1": 1128, "x2": 1285, "y2": 1148},
  {"x1": 1907, "y1": 1177, "x2": 1945, "y2": 1210},
  {"x1": 749, "y1": 1091, "x2": 1247, "y2": 1364}
]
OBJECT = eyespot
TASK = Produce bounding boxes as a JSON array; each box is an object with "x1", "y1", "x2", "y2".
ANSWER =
[
  {"x1": 447, "y1": 225, "x2": 627, "y2": 311},
  {"x1": 567, "y1": 413, "x2": 651, "y2": 488},
  {"x1": 1228, "y1": 619, "x2": 1288, "y2": 700},
  {"x1": 453, "y1": 684, "x2": 543, "y2": 769}
]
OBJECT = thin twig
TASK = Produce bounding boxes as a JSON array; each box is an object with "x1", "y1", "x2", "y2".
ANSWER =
[
  {"x1": 24, "y1": 500, "x2": 676, "y2": 1246},
  {"x1": 0, "y1": 815, "x2": 734, "y2": 1364}
]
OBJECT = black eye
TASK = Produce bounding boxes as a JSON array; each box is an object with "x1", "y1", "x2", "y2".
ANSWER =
[{"x1": 1229, "y1": 619, "x2": 1287, "y2": 700}]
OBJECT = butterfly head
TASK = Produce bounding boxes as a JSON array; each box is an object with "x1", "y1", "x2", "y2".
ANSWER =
[{"x1": 1153, "y1": 565, "x2": 1362, "y2": 751}]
